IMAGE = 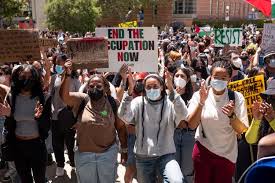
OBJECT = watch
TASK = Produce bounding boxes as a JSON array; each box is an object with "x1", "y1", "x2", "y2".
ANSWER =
[{"x1": 228, "y1": 112, "x2": 237, "y2": 120}]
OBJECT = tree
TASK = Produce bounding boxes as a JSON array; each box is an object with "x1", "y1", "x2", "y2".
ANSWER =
[
  {"x1": 0, "y1": 0, "x2": 23, "y2": 28},
  {"x1": 46, "y1": 0, "x2": 101, "y2": 34},
  {"x1": 99, "y1": 0, "x2": 167, "y2": 22}
]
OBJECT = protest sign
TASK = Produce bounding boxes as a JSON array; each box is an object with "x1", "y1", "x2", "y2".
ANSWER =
[
  {"x1": 66, "y1": 37, "x2": 109, "y2": 69},
  {"x1": 0, "y1": 30, "x2": 41, "y2": 62},
  {"x1": 39, "y1": 38, "x2": 58, "y2": 50},
  {"x1": 228, "y1": 75, "x2": 265, "y2": 119},
  {"x1": 118, "y1": 21, "x2": 138, "y2": 28},
  {"x1": 214, "y1": 28, "x2": 243, "y2": 47},
  {"x1": 95, "y1": 27, "x2": 158, "y2": 72},
  {"x1": 261, "y1": 24, "x2": 275, "y2": 54}
]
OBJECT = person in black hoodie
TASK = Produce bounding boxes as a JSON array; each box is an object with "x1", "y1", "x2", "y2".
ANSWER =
[{"x1": 0, "y1": 64, "x2": 51, "y2": 183}]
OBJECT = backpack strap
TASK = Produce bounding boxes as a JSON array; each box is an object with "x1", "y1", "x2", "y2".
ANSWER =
[
  {"x1": 228, "y1": 89, "x2": 235, "y2": 103},
  {"x1": 107, "y1": 95, "x2": 117, "y2": 115}
]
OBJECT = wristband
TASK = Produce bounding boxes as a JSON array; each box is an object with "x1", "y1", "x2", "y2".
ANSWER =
[
  {"x1": 199, "y1": 102, "x2": 204, "y2": 106},
  {"x1": 121, "y1": 148, "x2": 128, "y2": 153}
]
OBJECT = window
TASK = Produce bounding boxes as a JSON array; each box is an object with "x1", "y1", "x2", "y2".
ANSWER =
[{"x1": 173, "y1": 0, "x2": 196, "y2": 15}]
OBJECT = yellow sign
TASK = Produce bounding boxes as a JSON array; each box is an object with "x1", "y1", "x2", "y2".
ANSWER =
[
  {"x1": 228, "y1": 75, "x2": 265, "y2": 118},
  {"x1": 118, "y1": 21, "x2": 138, "y2": 28}
]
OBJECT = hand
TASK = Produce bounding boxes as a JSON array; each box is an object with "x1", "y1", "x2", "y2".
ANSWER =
[
  {"x1": 119, "y1": 63, "x2": 128, "y2": 81},
  {"x1": 164, "y1": 68, "x2": 173, "y2": 92},
  {"x1": 252, "y1": 101, "x2": 264, "y2": 120},
  {"x1": 127, "y1": 68, "x2": 134, "y2": 95},
  {"x1": 64, "y1": 60, "x2": 72, "y2": 75},
  {"x1": 34, "y1": 102, "x2": 43, "y2": 119},
  {"x1": 176, "y1": 87, "x2": 185, "y2": 95},
  {"x1": 222, "y1": 100, "x2": 235, "y2": 117},
  {"x1": 120, "y1": 152, "x2": 128, "y2": 166},
  {"x1": 44, "y1": 56, "x2": 52, "y2": 72},
  {"x1": 262, "y1": 102, "x2": 275, "y2": 122},
  {"x1": 199, "y1": 80, "x2": 209, "y2": 105},
  {"x1": 0, "y1": 101, "x2": 11, "y2": 117}
]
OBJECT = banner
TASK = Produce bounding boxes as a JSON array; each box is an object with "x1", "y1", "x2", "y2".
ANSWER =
[
  {"x1": 39, "y1": 38, "x2": 58, "y2": 50},
  {"x1": 95, "y1": 27, "x2": 158, "y2": 72},
  {"x1": 272, "y1": 0, "x2": 275, "y2": 19},
  {"x1": 261, "y1": 24, "x2": 275, "y2": 54},
  {"x1": 66, "y1": 37, "x2": 109, "y2": 69},
  {"x1": 214, "y1": 28, "x2": 243, "y2": 47},
  {"x1": 118, "y1": 21, "x2": 138, "y2": 28},
  {"x1": 228, "y1": 75, "x2": 265, "y2": 118},
  {"x1": 0, "y1": 30, "x2": 41, "y2": 62}
]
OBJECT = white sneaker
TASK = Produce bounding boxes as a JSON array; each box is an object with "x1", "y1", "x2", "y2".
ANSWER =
[{"x1": 56, "y1": 167, "x2": 64, "y2": 177}]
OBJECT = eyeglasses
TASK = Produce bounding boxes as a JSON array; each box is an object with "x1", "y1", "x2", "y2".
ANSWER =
[{"x1": 89, "y1": 85, "x2": 103, "y2": 90}]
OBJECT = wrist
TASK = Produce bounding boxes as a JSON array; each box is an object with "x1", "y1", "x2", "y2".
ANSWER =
[
  {"x1": 121, "y1": 147, "x2": 128, "y2": 153},
  {"x1": 199, "y1": 101, "x2": 205, "y2": 107},
  {"x1": 228, "y1": 112, "x2": 237, "y2": 120}
]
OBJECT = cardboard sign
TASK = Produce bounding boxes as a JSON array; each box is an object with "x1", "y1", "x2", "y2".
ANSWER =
[
  {"x1": 95, "y1": 27, "x2": 158, "y2": 72},
  {"x1": 214, "y1": 28, "x2": 243, "y2": 47},
  {"x1": 261, "y1": 24, "x2": 275, "y2": 54},
  {"x1": 228, "y1": 75, "x2": 265, "y2": 118},
  {"x1": 66, "y1": 37, "x2": 109, "y2": 69},
  {"x1": 118, "y1": 21, "x2": 138, "y2": 28},
  {"x1": 0, "y1": 30, "x2": 41, "y2": 62},
  {"x1": 39, "y1": 38, "x2": 58, "y2": 50}
]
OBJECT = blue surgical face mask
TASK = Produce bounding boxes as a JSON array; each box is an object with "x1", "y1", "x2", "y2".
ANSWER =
[
  {"x1": 146, "y1": 88, "x2": 161, "y2": 101},
  {"x1": 210, "y1": 79, "x2": 228, "y2": 92},
  {"x1": 55, "y1": 65, "x2": 64, "y2": 75}
]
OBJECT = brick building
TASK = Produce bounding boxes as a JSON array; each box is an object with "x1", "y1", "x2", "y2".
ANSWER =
[{"x1": 99, "y1": 0, "x2": 255, "y2": 27}]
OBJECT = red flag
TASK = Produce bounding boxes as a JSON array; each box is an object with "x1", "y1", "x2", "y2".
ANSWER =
[
  {"x1": 245, "y1": 0, "x2": 271, "y2": 17},
  {"x1": 195, "y1": 25, "x2": 200, "y2": 33}
]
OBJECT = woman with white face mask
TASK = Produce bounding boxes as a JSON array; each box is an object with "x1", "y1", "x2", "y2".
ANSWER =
[
  {"x1": 118, "y1": 72, "x2": 188, "y2": 183},
  {"x1": 173, "y1": 67, "x2": 195, "y2": 183},
  {"x1": 187, "y1": 59, "x2": 249, "y2": 183}
]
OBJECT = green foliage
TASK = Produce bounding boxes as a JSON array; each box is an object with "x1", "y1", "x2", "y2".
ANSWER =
[
  {"x1": 193, "y1": 18, "x2": 273, "y2": 28},
  {"x1": 0, "y1": 0, "x2": 23, "y2": 19},
  {"x1": 46, "y1": 0, "x2": 101, "y2": 34}
]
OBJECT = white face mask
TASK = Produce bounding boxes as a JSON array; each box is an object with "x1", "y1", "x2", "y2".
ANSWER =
[
  {"x1": 146, "y1": 88, "x2": 161, "y2": 101},
  {"x1": 232, "y1": 58, "x2": 243, "y2": 69},
  {"x1": 190, "y1": 74, "x2": 197, "y2": 82},
  {"x1": 0, "y1": 76, "x2": 5, "y2": 84},
  {"x1": 174, "y1": 77, "x2": 187, "y2": 88},
  {"x1": 190, "y1": 46, "x2": 197, "y2": 52},
  {"x1": 269, "y1": 59, "x2": 275, "y2": 68},
  {"x1": 210, "y1": 79, "x2": 228, "y2": 92}
]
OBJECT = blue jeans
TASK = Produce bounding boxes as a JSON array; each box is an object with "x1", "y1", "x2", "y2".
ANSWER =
[
  {"x1": 127, "y1": 133, "x2": 136, "y2": 166},
  {"x1": 174, "y1": 128, "x2": 195, "y2": 183},
  {"x1": 136, "y1": 153, "x2": 185, "y2": 183},
  {"x1": 74, "y1": 143, "x2": 118, "y2": 183}
]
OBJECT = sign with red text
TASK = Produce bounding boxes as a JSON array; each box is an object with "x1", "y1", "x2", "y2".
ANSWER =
[{"x1": 95, "y1": 27, "x2": 158, "y2": 72}]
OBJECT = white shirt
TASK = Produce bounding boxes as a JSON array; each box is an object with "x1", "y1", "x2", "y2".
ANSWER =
[{"x1": 188, "y1": 88, "x2": 249, "y2": 163}]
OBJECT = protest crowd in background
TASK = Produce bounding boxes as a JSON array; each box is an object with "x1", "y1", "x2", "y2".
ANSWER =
[{"x1": 1, "y1": 23, "x2": 275, "y2": 183}]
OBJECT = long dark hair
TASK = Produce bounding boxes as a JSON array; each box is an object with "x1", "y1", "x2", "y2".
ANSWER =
[
  {"x1": 173, "y1": 67, "x2": 193, "y2": 103},
  {"x1": 10, "y1": 64, "x2": 45, "y2": 113},
  {"x1": 191, "y1": 58, "x2": 209, "y2": 80}
]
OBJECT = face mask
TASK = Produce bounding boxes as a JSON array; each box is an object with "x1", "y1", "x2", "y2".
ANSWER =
[
  {"x1": 167, "y1": 65, "x2": 177, "y2": 73},
  {"x1": 88, "y1": 88, "x2": 104, "y2": 101},
  {"x1": 55, "y1": 65, "x2": 64, "y2": 75},
  {"x1": 210, "y1": 79, "x2": 228, "y2": 92},
  {"x1": 190, "y1": 46, "x2": 196, "y2": 52},
  {"x1": 18, "y1": 79, "x2": 33, "y2": 91},
  {"x1": 190, "y1": 74, "x2": 197, "y2": 82},
  {"x1": 269, "y1": 59, "x2": 275, "y2": 68},
  {"x1": 174, "y1": 77, "x2": 187, "y2": 88},
  {"x1": 195, "y1": 67, "x2": 204, "y2": 73},
  {"x1": 146, "y1": 88, "x2": 161, "y2": 101},
  {"x1": 134, "y1": 81, "x2": 144, "y2": 94},
  {"x1": 0, "y1": 76, "x2": 6, "y2": 84},
  {"x1": 232, "y1": 58, "x2": 243, "y2": 69}
]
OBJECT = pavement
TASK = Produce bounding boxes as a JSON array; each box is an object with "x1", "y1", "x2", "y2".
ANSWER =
[{"x1": 0, "y1": 153, "x2": 138, "y2": 183}]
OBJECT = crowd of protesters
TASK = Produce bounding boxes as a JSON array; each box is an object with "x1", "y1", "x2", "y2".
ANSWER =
[{"x1": 0, "y1": 24, "x2": 275, "y2": 183}]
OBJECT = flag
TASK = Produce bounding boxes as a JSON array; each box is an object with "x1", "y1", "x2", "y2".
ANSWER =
[
  {"x1": 195, "y1": 25, "x2": 200, "y2": 33},
  {"x1": 245, "y1": 0, "x2": 271, "y2": 17},
  {"x1": 272, "y1": 0, "x2": 275, "y2": 19}
]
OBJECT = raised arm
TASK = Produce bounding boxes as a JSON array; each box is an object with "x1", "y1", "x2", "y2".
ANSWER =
[{"x1": 59, "y1": 60, "x2": 80, "y2": 107}]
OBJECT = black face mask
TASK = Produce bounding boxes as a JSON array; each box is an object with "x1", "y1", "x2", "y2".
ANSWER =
[
  {"x1": 134, "y1": 81, "x2": 144, "y2": 94},
  {"x1": 240, "y1": 55, "x2": 249, "y2": 61},
  {"x1": 18, "y1": 79, "x2": 33, "y2": 91},
  {"x1": 167, "y1": 65, "x2": 177, "y2": 73},
  {"x1": 88, "y1": 88, "x2": 104, "y2": 101},
  {"x1": 194, "y1": 67, "x2": 204, "y2": 73}
]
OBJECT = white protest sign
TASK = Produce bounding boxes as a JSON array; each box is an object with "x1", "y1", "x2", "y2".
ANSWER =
[
  {"x1": 261, "y1": 24, "x2": 275, "y2": 54},
  {"x1": 95, "y1": 27, "x2": 158, "y2": 72},
  {"x1": 214, "y1": 28, "x2": 243, "y2": 47}
]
